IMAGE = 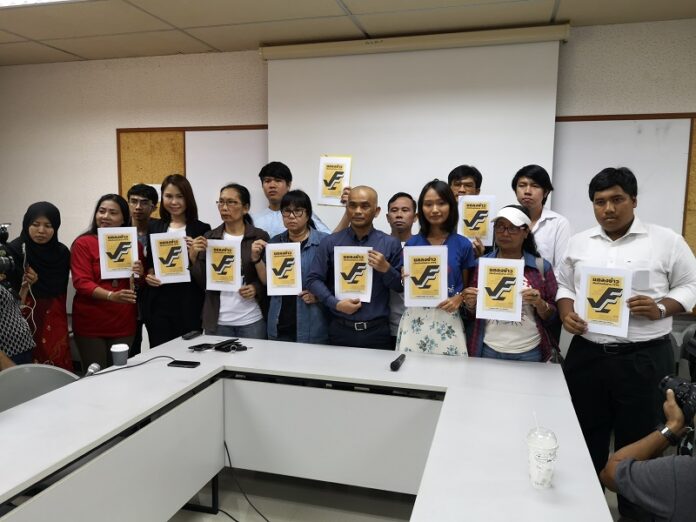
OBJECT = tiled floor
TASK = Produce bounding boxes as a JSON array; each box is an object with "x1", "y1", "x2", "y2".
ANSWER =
[
  {"x1": 170, "y1": 469, "x2": 624, "y2": 522},
  {"x1": 170, "y1": 469, "x2": 414, "y2": 522}
]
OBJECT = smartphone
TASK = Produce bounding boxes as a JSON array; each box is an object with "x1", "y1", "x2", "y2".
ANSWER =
[
  {"x1": 167, "y1": 360, "x2": 201, "y2": 368},
  {"x1": 182, "y1": 330, "x2": 203, "y2": 340}
]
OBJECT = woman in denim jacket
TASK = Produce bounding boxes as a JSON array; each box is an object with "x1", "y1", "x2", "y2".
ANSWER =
[{"x1": 251, "y1": 190, "x2": 330, "y2": 344}]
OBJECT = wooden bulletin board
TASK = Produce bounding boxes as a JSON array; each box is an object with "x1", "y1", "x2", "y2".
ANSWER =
[{"x1": 117, "y1": 125, "x2": 268, "y2": 219}]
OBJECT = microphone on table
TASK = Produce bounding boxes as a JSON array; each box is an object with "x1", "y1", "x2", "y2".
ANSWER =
[
  {"x1": 390, "y1": 354, "x2": 406, "y2": 372},
  {"x1": 84, "y1": 363, "x2": 101, "y2": 377}
]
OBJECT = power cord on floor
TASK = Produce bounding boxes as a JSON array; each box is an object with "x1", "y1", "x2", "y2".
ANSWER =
[
  {"x1": 218, "y1": 508, "x2": 241, "y2": 521},
  {"x1": 223, "y1": 441, "x2": 271, "y2": 522}
]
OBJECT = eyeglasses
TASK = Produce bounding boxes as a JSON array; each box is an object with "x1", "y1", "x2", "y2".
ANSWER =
[
  {"x1": 216, "y1": 199, "x2": 241, "y2": 208},
  {"x1": 494, "y1": 223, "x2": 525, "y2": 234},
  {"x1": 281, "y1": 208, "x2": 306, "y2": 218}
]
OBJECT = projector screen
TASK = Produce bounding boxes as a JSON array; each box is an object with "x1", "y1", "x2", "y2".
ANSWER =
[{"x1": 268, "y1": 42, "x2": 560, "y2": 231}]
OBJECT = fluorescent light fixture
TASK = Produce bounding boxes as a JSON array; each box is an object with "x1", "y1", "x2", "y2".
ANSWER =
[{"x1": 0, "y1": 0, "x2": 97, "y2": 7}]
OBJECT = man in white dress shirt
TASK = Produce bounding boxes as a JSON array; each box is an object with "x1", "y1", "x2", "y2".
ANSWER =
[
  {"x1": 556, "y1": 167, "x2": 696, "y2": 519},
  {"x1": 512, "y1": 164, "x2": 571, "y2": 272}
]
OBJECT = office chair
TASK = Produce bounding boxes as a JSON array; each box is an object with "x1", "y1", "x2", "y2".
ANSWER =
[{"x1": 0, "y1": 363, "x2": 78, "y2": 413}]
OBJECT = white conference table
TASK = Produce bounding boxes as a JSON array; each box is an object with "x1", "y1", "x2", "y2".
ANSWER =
[{"x1": 0, "y1": 337, "x2": 612, "y2": 521}]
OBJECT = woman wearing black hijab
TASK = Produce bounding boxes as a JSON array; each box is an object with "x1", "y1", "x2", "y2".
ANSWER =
[{"x1": 8, "y1": 202, "x2": 72, "y2": 370}]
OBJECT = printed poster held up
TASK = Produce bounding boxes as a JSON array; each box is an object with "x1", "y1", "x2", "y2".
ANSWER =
[
  {"x1": 577, "y1": 266, "x2": 632, "y2": 338},
  {"x1": 475, "y1": 257, "x2": 524, "y2": 321},
  {"x1": 265, "y1": 242, "x2": 302, "y2": 296},
  {"x1": 404, "y1": 246, "x2": 448, "y2": 308},
  {"x1": 206, "y1": 239, "x2": 242, "y2": 292},
  {"x1": 97, "y1": 227, "x2": 138, "y2": 280},
  {"x1": 318, "y1": 155, "x2": 351, "y2": 206},
  {"x1": 151, "y1": 231, "x2": 190, "y2": 284},
  {"x1": 334, "y1": 246, "x2": 372, "y2": 303},
  {"x1": 457, "y1": 195, "x2": 496, "y2": 247}
]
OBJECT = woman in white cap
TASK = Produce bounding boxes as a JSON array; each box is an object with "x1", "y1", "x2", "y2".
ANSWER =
[{"x1": 463, "y1": 205, "x2": 559, "y2": 362}]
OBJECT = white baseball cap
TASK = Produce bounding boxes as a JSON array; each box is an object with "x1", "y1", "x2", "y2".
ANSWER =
[{"x1": 492, "y1": 206, "x2": 531, "y2": 227}]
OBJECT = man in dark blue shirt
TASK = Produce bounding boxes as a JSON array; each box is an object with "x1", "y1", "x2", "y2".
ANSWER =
[{"x1": 307, "y1": 186, "x2": 403, "y2": 350}]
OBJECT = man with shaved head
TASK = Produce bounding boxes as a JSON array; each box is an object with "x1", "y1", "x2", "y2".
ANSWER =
[{"x1": 307, "y1": 186, "x2": 403, "y2": 349}]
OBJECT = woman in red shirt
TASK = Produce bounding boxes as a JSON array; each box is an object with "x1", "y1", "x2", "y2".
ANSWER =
[{"x1": 71, "y1": 194, "x2": 143, "y2": 370}]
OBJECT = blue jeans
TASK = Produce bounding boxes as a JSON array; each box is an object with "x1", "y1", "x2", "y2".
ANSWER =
[
  {"x1": 481, "y1": 343, "x2": 542, "y2": 362},
  {"x1": 210, "y1": 319, "x2": 267, "y2": 340}
]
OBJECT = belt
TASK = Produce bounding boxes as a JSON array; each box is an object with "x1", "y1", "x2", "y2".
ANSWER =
[
  {"x1": 334, "y1": 317, "x2": 388, "y2": 332},
  {"x1": 585, "y1": 334, "x2": 671, "y2": 355}
]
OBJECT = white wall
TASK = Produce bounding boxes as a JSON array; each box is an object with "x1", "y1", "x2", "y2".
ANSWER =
[
  {"x1": 557, "y1": 18, "x2": 696, "y2": 116},
  {"x1": 2, "y1": 18, "x2": 696, "y2": 246},
  {"x1": 269, "y1": 42, "x2": 560, "y2": 231},
  {"x1": 0, "y1": 51, "x2": 266, "y2": 245}
]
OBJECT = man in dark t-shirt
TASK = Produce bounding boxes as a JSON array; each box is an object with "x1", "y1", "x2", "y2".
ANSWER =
[{"x1": 601, "y1": 388, "x2": 696, "y2": 522}]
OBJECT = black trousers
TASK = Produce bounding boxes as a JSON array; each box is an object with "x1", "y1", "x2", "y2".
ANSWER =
[
  {"x1": 146, "y1": 313, "x2": 200, "y2": 349},
  {"x1": 564, "y1": 335, "x2": 673, "y2": 520},
  {"x1": 328, "y1": 318, "x2": 393, "y2": 350}
]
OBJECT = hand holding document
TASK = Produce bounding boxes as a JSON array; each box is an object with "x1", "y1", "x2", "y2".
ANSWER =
[
  {"x1": 403, "y1": 246, "x2": 448, "y2": 308},
  {"x1": 97, "y1": 227, "x2": 138, "y2": 280},
  {"x1": 265, "y1": 243, "x2": 302, "y2": 296},
  {"x1": 334, "y1": 246, "x2": 372, "y2": 303},
  {"x1": 318, "y1": 155, "x2": 351, "y2": 206},
  {"x1": 458, "y1": 196, "x2": 496, "y2": 247},
  {"x1": 577, "y1": 266, "x2": 632, "y2": 337},
  {"x1": 475, "y1": 257, "x2": 524, "y2": 321},
  {"x1": 151, "y1": 231, "x2": 190, "y2": 284},
  {"x1": 206, "y1": 238, "x2": 242, "y2": 291}
]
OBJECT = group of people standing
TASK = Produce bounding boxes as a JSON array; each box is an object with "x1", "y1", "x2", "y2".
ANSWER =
[{"x1": 2, "y1": 159, "x2": 695, "y2": 521}]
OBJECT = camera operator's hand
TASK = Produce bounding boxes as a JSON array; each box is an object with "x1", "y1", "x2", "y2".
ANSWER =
[{"x1": 664, "y1": 389, "x2": 687, "y2": 436}]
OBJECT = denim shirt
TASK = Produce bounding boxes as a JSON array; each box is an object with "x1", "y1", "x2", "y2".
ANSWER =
[{"x1": 267, "y1": 228, "x2": 330, "y2": 344}]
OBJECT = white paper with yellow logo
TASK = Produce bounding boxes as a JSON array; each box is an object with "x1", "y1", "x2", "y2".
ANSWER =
[
  {"x1": 205, "y1": 239, "x2": 242, "y2": 292},
  {"x1": 578, "y1": 266, "x2": 632, "y2": 338},
  {"x1": 476, "y1": 257, "x2": 524, "y2": 321},
  {"x1": 318, "y1": 155, "x2": 351, "y2": 206},
  {"x1": 334, "y1": 246, "x2": 372, "y2": 303},
  {"x1": 97, "y1": 227, "x2": 138, "y2": 280},
  {"x1": 403, "y1": 246, "x2": 448, "y2": 308},
  {"x1": 265, "y1": 242, "x2": 302, "y2": 296},
  {"x1": 151, "y1": 232, "x2": 190, "y2": 284},
  {"x1": 457, "y1": 195, "x2": 496, "y2": 246}
]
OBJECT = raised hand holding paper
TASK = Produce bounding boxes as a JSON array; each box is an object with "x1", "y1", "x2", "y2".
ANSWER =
[
  {"x1": 577, "y1": 266, "x2": 632, "y2": 338},
  {"x1": 206, "y1": 238, "x2": 242, "y2": 292},
  {"x1": 475, "y1": 257, "x2": 524, "y2": 321},
  {"x1": 318, "y1": 155, "x2": 351, "y2": 206},
  {"x1": 97, "y1": 227, "x2": 138, "y2": 280},
  {"x1": 404, "y1": 245, "x2": 448, "y2": 308},
  {"x1": 266, "y1": 242, "x2": 302, "y2": 296},
  {"x1": 458, "y1": 196, "x2": 496, "y2": 246},
  {"x1": 334, "y1": 246, "x2": 372, "y2": 303},
  {"x1": 151, "y1": 231, "x2": 190, "y2": 284}
]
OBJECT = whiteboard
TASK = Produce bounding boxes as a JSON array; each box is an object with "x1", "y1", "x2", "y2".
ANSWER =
[
  {"x1": 552, "y1": 119, "x2": 691, "y2": 234},
  {"x1": 185, "y1": 129, "x2": 268, "y2": 228},
  {"x1": 268, "y1": 42, "x2": 560, "y2": 231}
]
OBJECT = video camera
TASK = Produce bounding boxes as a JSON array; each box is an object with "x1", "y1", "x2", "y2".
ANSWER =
[{"x1": 659, "y1": 375, "x2": 696, "y2": 421}]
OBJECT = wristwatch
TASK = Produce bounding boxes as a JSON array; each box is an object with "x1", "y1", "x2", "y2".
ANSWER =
[
  {"x1": 656, "y1": 302, "x2": 667, "y2": 319},
  {"x1": 657, "y1": 423, "x2": 679, "y2": 446}
]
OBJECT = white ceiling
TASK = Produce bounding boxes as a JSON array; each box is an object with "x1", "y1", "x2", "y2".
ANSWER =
[{"x1": 0, "y1": 0, "x2": 694, "y2": 66}]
